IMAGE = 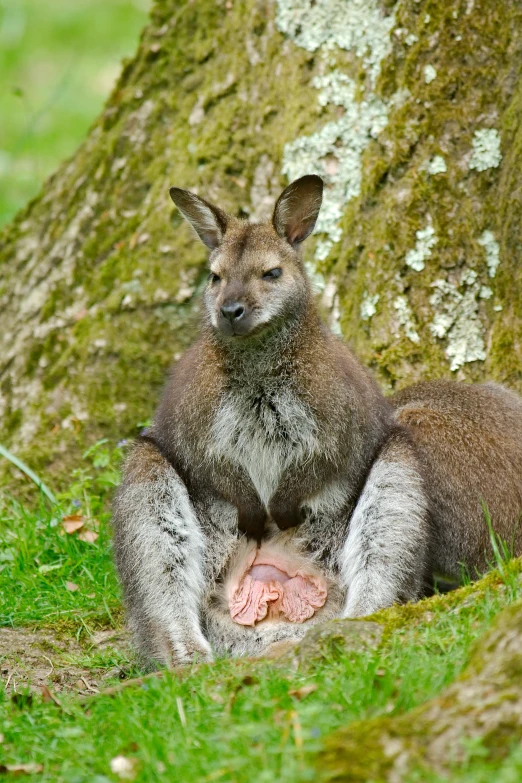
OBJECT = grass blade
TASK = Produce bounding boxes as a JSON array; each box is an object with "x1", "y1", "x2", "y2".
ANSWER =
[{"x1": 0, "y1": 443, "x2": 57, "y2": 505}]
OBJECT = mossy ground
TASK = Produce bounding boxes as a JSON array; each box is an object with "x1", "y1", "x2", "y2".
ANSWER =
[{"x1": 318, "y1": 588, "x2": 522, "y2": 783}]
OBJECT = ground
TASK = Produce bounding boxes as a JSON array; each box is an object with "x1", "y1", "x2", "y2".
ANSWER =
[
  {"x1": 0, "y1": 626, "x2": 130, "y2": 697},
  {"x1": 1, "y1": 445, "x2": 522, "y2": 781}
]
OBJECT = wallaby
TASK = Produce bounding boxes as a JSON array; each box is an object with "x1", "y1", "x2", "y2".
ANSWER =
[{"x1": 112, "y1": 175, "x2": 522, "y2": 667}]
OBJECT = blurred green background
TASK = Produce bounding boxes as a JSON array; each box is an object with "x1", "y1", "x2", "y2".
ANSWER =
[{"x1": 0, "y1": 0, "x2": 150, "y2": 228}]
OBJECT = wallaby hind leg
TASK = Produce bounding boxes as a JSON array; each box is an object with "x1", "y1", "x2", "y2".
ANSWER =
[
  {"x1": 393, "y1": 381, "x2": 522, "y2": 580},
  {"x1": 339, "y1": 430, "x2": 431, "y2": 617},
  {"x1": 112, "y1": 441, "x2": 232, "y2": 667}
]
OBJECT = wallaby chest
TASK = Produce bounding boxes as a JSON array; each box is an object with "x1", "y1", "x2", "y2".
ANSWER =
[{"x1": 209, "y1": 383, "x2": 319, "y2": 508}]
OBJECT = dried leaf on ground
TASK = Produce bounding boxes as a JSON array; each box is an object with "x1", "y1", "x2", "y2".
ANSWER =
[
  {"x1": 61, "y1": 515, "x2": 85, "y2": 534},
  {"x1": 65, "y1": 581, "x2": 79, "y2": 592},
  {"x1": 78, "y1": 530, "x2": 98, "y2": 544},
  {"x1": 40, "y1": 686, "x2": 62, "y2": 709},
  {"x1": 289, "y1": 684, "x2": 318, "y2": 700}
]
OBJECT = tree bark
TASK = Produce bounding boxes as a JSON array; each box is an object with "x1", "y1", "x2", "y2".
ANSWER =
[{"x1": 1, "y1": 0, "x2": 522, "y2": 488}]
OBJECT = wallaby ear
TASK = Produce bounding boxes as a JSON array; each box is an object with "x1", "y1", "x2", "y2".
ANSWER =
[
  {"x1": 169, "y1": 187, "x2": 228, "y2": 250},
  {"x1": 272, "y1": 175, "x2": 323, "y2": 246}
]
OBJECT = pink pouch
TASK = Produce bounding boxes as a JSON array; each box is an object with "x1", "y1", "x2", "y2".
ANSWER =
[{"x1": 227, "y1": 544, "x2": 328, "y2": 627}]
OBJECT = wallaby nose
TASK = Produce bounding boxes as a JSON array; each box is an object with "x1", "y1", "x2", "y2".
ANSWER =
[{"x1": 220, "y1": 302, "x2": 245, "y2": 323}]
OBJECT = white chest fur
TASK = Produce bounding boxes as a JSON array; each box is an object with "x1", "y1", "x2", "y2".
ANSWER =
[{"x1": 209, "y1": 387, "x2": 319, "y2": 507}]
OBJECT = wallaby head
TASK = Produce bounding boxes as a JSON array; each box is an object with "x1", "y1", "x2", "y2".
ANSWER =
[{"x1": 169, "y1": 175, "x2": 323, "y2": 339}]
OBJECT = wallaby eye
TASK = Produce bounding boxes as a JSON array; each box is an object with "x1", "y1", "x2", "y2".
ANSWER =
[
  {"x1": 209, "y1": 272, "x2": 221, "y2": 284},
  {"x1": 262, "y1": 268, "x2": 282, "y2": 280}
]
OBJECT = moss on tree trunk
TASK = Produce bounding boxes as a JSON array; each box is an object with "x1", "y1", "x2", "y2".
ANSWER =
[
  {"x1": 1, "y1": 0, "x2": 521, "y2": 491},
  {"x1": 317, "y1": 597, "x2": 522, "y2": 781}
]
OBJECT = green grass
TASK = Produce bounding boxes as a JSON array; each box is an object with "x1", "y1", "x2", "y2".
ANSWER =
[
  {"x1": 0, "y1": 569, "x2": 521, "y2": 782},
  {"x1": 0, "y1": 0, "x2": 149, "y2": 227},
  {"x1": 1, "y1": 443, "x2": 522, "y2": 781},
  {"x1": 0, "y1": 440, "x2": 124, "y2": 631},
  {"x1": 422, "y1": 748, "x2": 522, "y2": 783}
]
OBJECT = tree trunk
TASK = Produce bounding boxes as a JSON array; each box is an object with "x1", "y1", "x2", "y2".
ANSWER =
[{"x1": 1, "y1": 0, "x2": 522, "y2": 489}]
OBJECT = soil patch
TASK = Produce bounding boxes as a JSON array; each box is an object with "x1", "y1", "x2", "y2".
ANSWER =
[{"x1": 0, "y1": 626, "x2": 131, "y2": 696}]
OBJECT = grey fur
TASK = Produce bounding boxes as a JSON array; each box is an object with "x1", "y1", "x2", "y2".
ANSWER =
[
  {"x1": 340, "y1": 433, "x2": 430, "y2": 617},
  {"x1": 113, "y1": 446, "x2": 214, "y2": 665}
]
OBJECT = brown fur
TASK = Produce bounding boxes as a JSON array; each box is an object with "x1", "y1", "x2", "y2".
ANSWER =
[
  {"x1": 151, "y1": 212, "x2": 393, "y2": 537},
  {"x1": 393, "y1": 381, "x2": 522, "y2": 579}
]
